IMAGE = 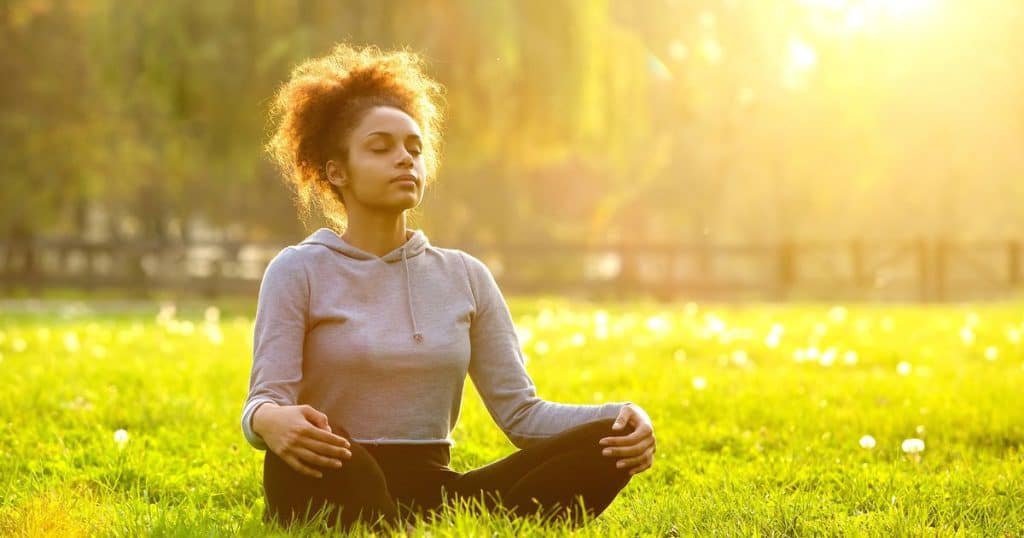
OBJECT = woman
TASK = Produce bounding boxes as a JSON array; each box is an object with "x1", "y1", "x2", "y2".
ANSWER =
[{"x1": 241, "y1": 43, "x2": 656, "y2": 532}]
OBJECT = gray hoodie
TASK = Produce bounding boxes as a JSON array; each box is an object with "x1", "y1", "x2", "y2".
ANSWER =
[{"x1": 240, "y1": 227, "x2": 629, "y2": 451}]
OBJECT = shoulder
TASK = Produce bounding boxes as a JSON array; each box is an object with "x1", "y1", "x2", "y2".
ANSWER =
[
  {"x1": 266, "y1": 244, "x2": 307, "y2": 271},
  {"x1": 261, "y1": 245, "x2": 310, "y2": 287},
  {"x1": 440, "y1": 248, "x2": 492, "y2": 280}
]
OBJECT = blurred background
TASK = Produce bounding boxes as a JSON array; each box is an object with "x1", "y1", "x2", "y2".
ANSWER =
[{"x1": 2, "y1": 0, "x2": 1022, "y2": 301}]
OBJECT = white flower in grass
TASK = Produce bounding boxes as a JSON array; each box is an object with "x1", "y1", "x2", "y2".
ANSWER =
[
  {"x1": 205, "y1": 324, "x2": 224, "y2": 346},
  {"x1": 859, "y1": 435, "x2": 876, "y2": 449},
  {"x1": 692, "y1": 376, "x2": 707, "y2": 390},
  {"x1": 901, "y1": 438, "x2": 925, "y2": 454},
  {"x1": 114, "y1": 429, "x2": 129, "y2": 448},
  {"x1": 819, "y1": 347, "x2": 837, "y2": 367},
  {"x1": 828, "y1": 306, "x2": 847, "y2": 323},
  {"x1": 204, "y1": 306, "x2": 220, "y2": 324},
  {"x1": 960, "y1": 327, "x2": 975, "y2": 346},
  {"x1": 63, "y1": 332, "x2": 80, "y2": 353},
  {"x1": 896, "y1": 361, "x2": 912, "y2": 376},
  {"x1": 984, "y1": 346, "x2": 998, "y2": 361},
  {"x1": 156, "y1": 303, "x2": 176, "y2": 325}
]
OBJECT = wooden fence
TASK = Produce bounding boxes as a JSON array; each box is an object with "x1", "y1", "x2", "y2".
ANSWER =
[{"x1": 1, "y1": 237, "x2": 1021, "y2": 302}]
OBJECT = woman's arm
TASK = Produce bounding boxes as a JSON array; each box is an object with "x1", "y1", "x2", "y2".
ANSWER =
[
  {"x1": 459, "y1": 251, "x2": 632, "y2": 449},
  {"x1": 240, "y1": 247, "x2": 310, "y2": 450}
]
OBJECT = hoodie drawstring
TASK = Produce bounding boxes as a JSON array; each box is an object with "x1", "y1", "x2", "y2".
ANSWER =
[{"x1": 402, "y1": 247, "x2": 423, "y2": 343}]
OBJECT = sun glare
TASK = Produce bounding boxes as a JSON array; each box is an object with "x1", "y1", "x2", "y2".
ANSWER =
[{"x1": 799, "y1": 0, "x2": 939, "y2": 30}]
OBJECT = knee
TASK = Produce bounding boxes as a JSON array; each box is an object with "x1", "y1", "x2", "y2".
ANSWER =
[{"x1": 571, "y1": 418, "x2": 637, "y2": 445}]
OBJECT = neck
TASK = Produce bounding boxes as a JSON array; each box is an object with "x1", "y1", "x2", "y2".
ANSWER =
[{"x1": 340, "y1": 212, "x2": 410, "y2": 257}]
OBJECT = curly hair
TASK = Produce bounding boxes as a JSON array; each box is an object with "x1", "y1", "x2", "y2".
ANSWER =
[{"x1": 264, "y1": 43, "x2": 446, "y2": 232}]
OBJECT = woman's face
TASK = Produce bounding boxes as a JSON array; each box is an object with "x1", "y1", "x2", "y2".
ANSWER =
[{"x1": 327, "y1": 106, "x2": 426, "y2": 214}]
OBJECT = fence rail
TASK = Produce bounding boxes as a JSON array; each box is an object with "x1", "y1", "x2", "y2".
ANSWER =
[{"x1": 1, "y1": 237, "x2": 1021, "y2": 302}]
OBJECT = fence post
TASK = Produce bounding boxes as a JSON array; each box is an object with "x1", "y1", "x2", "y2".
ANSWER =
[
  {"x1": 917, "y1": 238, "x2": 930, "y2": 302},
  {"x1": 777, "y1": 241, "x2": 795, "y2": 300},
  {"x1": 850, "y1": 239, "x2": 866, "y2": 289},
  {"x1": 934, "y1": 238, "x2": 947, "y2": 302},
  {"x1": 1009, "y1": 240, "x2": 1021, "y2": 286}
]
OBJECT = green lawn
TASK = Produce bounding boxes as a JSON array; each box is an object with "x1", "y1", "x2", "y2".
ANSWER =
[{"x1": 1, "y1": 297, "x2": 1022, "y2": 536}]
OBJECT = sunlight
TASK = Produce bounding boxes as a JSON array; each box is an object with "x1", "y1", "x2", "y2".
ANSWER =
[{"x1": 799, "y1": 0, "x2": 940, "y2": 34}]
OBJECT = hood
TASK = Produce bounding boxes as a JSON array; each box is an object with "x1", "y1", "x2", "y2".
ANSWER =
[{"x1": 300, "y1": 228, "x2": 430, "y2": 344}]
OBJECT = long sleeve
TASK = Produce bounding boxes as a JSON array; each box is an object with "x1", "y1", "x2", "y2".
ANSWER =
[
  {"x1": 459, "y1": 252, "x2": 630, "y2": 449},
  {"x1": 240, "y1": 247, "x2": 310, "y2": 450}
]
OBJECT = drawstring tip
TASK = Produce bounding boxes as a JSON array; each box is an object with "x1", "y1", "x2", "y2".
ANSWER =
[{"x1": 413, "y1": 333, "x2": 423, "y2": 343}]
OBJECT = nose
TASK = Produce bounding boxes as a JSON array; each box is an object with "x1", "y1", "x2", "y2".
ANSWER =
[{"x1": 397, "y1": 148, "x2": 414, "y2": 167}]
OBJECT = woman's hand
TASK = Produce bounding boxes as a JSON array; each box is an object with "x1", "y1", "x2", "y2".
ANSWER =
[
  {"x1": 599, "y1": 403, "x2": 656, "y2": 476},
  {"x1": 253, "y1": 403, "x2": 353, "y2": 478}
]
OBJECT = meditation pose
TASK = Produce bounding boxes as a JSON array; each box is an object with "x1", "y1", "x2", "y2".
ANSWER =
[{"x1": 241, "y1": 42, "x2": 656, "y2": 532}]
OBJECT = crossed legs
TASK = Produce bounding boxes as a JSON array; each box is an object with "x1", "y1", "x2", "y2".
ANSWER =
[{"x1": 261, "y1": 418, "x2": 633, "y2": 531}]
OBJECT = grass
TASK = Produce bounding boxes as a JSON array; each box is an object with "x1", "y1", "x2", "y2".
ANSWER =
[{"x1": 0, "y1": 296, "x2": 1022, "y2": 536}]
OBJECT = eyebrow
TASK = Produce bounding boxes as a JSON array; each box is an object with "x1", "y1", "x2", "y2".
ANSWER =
[{"x1": 365, "y1": 131, "x2": 422, "y2": 142}]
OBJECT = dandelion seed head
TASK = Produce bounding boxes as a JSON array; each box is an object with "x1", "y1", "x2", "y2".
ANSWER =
[
  {"x1": 156, "y1": 303, "x2": 176, "y2": 324},
  {"x1": 692, "y1": 376, "x2": 707, "y2": 390},
  {"x1": 984, "y1": 346, "x2": 998, "y2": 361},
  {"x1": 965, "y1": 312, "x2": 980, "y2": 327},
  {"x1": 896, "y1": 361, "x2": 912, "y2": 375},
  {"x1": 960, "y1": 327, "x2": 975, "y2": 346},
  {"x1": 859, "y1": 435, "x2": 876, "y2": 449},
  {"x1": 114, "y1": 429, "x2": 129, "y2": 447},
  {"x1": 828, "y1": 306, "x2": 847, "y2": 323},
  {"x1": 204, "y1": 306, "x2": 220, "y2": 324},
  {"x1": 819, "y1": 347, "x2": 837, "y2": 367},
  {"x1": 205, "y1": 325, "x2": 224, "y2": 346},
  {"x1": 63, "y1": 332, "x2": 80, "y2": 353},
  {"x1": 901, "y1": 438, "x2": 925, "y2": 454},
  {"x1": 683, "y1": 302, "x2": 699, "y2": 317},
  {"x1": 645, "y1": 315, "x2": 670, "y2": 334}
]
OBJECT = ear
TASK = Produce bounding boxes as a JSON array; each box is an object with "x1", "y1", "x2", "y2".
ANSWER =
[{"x1": 325, "y1": 161, "x2": 346, "y2": 187}]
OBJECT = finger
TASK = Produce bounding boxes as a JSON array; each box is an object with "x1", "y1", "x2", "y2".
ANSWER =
[
  {"x1": 599, "y1": 423, "x2": 654, "y2": 446},
  {"x1": 601, "y1": 436, "x2": 654, "y2": 458},
  {"x1": 611, "y1": 406, "x2": 634, "y2": 431},
  {"x1": 305, "y1": 425, "x2": 351, "y2": 449},
  {"x1": 294, "y1": 446, "x2": 345, "y2": 471},
  {"x1": 628, "y1": 461, "x2": 652, "y2": 476},
  {"x1": 299, "y1": 436, "x2": 353, "y2": 460},
  {"x1": 615, "y1": 447, "x2": 654, "y2": 469},
  {"x1": 284, "y1": 454, "x2": 324, "y2": 479},
  {"x1": 300, "y1": 405, "x2": 331, "y2": 431}
]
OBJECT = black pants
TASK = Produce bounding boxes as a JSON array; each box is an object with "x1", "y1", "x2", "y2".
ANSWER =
[{"x1": 262, "y1": 418, "x2": 634, "y2": 531}]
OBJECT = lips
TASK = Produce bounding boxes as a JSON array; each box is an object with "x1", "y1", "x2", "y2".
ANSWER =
[{"x1": 391, "y1": 174, "x2": 418, "y2": 184}]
